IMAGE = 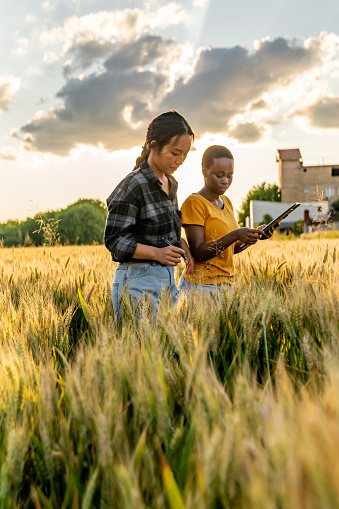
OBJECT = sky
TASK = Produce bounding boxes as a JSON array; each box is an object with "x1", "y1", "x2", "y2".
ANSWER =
[{"x1": 1, "y1": 0, "x2": 339, "y2": 222}]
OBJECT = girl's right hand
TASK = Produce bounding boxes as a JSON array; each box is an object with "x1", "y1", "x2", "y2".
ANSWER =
[
  {"x1": 235, "y1": 227, "x2": 268, "y2": 244},
  {"x1": 156, "y1": 246, "x2": 185, "y2": 265}
]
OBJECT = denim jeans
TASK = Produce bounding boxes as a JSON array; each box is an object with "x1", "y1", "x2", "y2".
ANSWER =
[
  {"x1": 179, "y1": 274, "x2": 233, "y2": 298},
  {"x1": 112, "y1": 261, "x2": 179, "y2": 320}
]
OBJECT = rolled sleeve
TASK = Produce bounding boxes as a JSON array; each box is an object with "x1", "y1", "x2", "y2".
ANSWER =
[{"x1": 104, "y1": 200, "x2": 139, "y2": 262}]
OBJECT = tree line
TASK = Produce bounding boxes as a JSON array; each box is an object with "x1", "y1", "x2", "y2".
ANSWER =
[
  {"x1": 2, "y1": 183, "x2": 304, "y2": 247},
  {"x1": 0, "y1": 199, "x2": 107, "y2": 247}
]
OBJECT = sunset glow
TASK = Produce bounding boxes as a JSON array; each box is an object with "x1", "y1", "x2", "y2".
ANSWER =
[{"x1": 1, "y1": 0, "x2": 339, "y2": 221}]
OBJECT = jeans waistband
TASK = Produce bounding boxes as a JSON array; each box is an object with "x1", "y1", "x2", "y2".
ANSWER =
[{"x1": 117, "y1": 260, "x2": 162, "y2": 269}]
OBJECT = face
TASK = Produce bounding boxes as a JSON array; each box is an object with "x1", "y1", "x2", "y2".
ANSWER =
[
  {"x1": 150, "y1": 134, "x2": 192, "y2": 175},
  {"x1": 203, "y1": 157, "x2": 234, "y2": 196}
]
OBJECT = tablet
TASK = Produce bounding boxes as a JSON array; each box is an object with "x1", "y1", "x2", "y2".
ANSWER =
[{"x1": 238, "y1": 202, "x2": 301, "y2": 252}]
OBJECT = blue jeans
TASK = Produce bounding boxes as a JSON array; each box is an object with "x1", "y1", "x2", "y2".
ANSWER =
[
  {"x1": 112, "y1": 261, "x2": 179, "y2": 320},
  {"x1": 179, "y1": 274, "x2": 233, "y2": 298}
]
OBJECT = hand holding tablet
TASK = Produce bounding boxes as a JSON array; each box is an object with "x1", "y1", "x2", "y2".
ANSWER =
[{"x1": 238, "y1": 202, "x2": 301, "y2": 252}]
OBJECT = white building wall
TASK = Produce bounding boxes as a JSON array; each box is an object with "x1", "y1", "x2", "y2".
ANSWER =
[{"x1": 249, "y1": 201, "x2": 329, "y2": 229}]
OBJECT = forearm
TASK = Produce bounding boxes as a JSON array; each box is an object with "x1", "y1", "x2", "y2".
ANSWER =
[
  {"x1": 132, "y1": 243, "x2": 159, "y2": 260},
  {"x1": 191, "y1": 230, "x2": 238, "y2": 262}
]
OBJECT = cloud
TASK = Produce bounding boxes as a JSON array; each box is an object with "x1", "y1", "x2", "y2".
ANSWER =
[
  {"x1": 19, "y1": 69, "x2": 162, "y2": 155},
  {"x1": 0, "y1": 76, "x2": 21, "y2": 112},
  {"x1": 65, "y1": 40, "x2": 115, "y2": 72},
  {"x1": 0, "y1": 147, "x2": 18, "y2": 161},
  {"x1": 18, "y1": 35, "x2": 187, "y2": 155},
  {"x1": 16, "y1": 35, "x2": 324, "y2": 155},
  {"x1": 161, "y1": 37, "x2": 321, "y2": 136},
  {"x1": 13, "y1": 37, "x2": 30, "y2": 56},
  {"x1": 292, "y1": 96, "x2": 339, "y2": 129},
  {"x1": 40, "y1": 4, "x2": 188, "y2": 53},
  {"x1": 229, "y1": 122, "x2": 265, "y2": 143},
  {"x1": 63, "y1": 35, "x2": 178, "y2": 77},
  {"x1": 104, "y1": 35, "x2": 177, "y2": 72},
  {"x1": 251, "y1": 99, "x2": 268, "y2": 110},
  {"x1": 43, "y1": 52, "x2": 60, "y2": 64}
]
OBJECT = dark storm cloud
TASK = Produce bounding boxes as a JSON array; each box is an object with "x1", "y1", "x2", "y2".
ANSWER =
[
  {"x1": 18, "y1": 36, "x2": 322, "y2": 155},
  {"x1": 161, "y1": 37, "x2": 321, "y2": 136},
  {"x1": 229, "y1": 122, "x2": 265, "y2": 143},
  {"x1": 293, "y1": 96, "x2": 339, "y2": 129}
]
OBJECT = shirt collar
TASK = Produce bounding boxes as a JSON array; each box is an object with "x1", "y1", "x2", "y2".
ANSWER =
[{"x1": 139, "y1": 161, "x2": 178, "y2": 197}]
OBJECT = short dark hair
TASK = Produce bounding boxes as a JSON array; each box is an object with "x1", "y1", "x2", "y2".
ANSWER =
[
  {"x1": 202, "y1": 145, "x2": 234, "y2": 170},
  {"x1": 134, "y1": 111, "x2": 194, "y2": 170}
]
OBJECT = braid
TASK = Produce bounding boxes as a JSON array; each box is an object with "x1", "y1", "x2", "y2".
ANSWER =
[{"x1": 133, "y1": 145, "x2": 151, "y2": 171}]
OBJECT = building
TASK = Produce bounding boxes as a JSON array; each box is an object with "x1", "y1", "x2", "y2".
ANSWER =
[{"x1": 276, "y1": 148, "x2": 339, "y2": 206}]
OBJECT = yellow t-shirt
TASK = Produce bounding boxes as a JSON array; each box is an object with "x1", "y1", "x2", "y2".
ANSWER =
[{"x1": 181, "y1": 193, "x2": 240, "y2": 284}]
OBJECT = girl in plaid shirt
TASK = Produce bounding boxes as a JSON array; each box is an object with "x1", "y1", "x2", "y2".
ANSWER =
[{"x1": 104, "y1": 111, "x2": 194, "y2": 319}]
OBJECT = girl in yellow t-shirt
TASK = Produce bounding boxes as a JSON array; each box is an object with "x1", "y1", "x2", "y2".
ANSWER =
[{"x1": 179, "y1": 145, "x2": 274, "y2": 294}]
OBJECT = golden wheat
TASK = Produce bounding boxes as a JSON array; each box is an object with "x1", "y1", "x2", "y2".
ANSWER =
[{"x1": 0, "y1": 238, "x2": 338, "y2": 507}]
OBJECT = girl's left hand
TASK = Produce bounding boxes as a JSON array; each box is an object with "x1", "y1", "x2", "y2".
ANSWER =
[{"x1": 181, "y1": 238, "x2": 194, "y2": 275}]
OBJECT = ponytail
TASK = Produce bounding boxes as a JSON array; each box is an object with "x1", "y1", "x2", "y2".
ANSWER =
[{"x1": 133, "y1": 145, "x2": 150, "y2": 171}]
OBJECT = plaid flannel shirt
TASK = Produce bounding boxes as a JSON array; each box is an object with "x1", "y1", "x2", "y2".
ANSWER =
[{"x1": 104, "y1": 161, "x2": 182, "y2": 262}]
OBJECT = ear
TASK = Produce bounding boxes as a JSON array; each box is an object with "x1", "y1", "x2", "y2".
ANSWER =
[
  {"x1": 202, "y1": 165, "x2": 208, "y2": 178},
  {"x1": 149, "y1": 140, "x2": 157, "y2": 152}
]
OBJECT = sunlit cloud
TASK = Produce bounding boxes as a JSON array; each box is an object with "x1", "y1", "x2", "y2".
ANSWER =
[
  {"x1": 162, "y1": 36, "x2": 321, "y2": 136},
  {"x1": 228, "y1": 122, "x2": 266, "y2": 144},
  {"x1": 40, "y1": 3, "x2": 189, "y2": 52},
  {"x1": 192, "y1": 0, "x2": 210, "y2": 6},
  {"x1": 41, "y1": 1, "x2": 55, "y2": 11},
  {"x1": 292, "y1": 95, "x2": 339, "y2": 129},
  {"x1": 25, "y1": 14, "x2": 37, "y2": 24},
  {"x1": 0, "y1": 147, "x2": 18, "y2": 161},
  {"x1": 13, "y1": 37, "x2": 30, "y2": 56},
  {"x1": 0, "y1": 76, "x2": 21, "y2": 112},
  {"x1": 43, "y1": 51, "x2": 60, "y2": 64},
  {"x1": 11, "y1": 28, "x2": 339, "y2": 158}
]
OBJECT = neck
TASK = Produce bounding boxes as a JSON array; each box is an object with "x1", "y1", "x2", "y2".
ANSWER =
[
  {"x1": 200, "y1": 186, "x2": 222, "y2": 202},
  {"x1": 147, "y1": 154, "x2": 167, "y2": 181}
]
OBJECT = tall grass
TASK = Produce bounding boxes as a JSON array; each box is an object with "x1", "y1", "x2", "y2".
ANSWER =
[{"x1": 0, "y1": 239, "x2": 338, "y2": 507}]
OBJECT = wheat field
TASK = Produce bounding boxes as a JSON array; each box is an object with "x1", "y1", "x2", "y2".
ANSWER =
[{"x1": 0, "y1": 238, "x2": 338, "y2": 508}]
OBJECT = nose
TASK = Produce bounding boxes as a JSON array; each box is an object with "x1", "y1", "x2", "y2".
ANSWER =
[{"x1": 175, "y1": 154, "x2": 186, "y2": 166}]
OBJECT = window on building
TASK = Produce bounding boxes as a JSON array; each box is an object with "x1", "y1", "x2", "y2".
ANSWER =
[
  {"x1": 332, "y1": 167, "x2": 339, "y2": 176},
  {"x1": 304, "y1": 188, "x2": 309, "y2": 193},
  {"x1": 326, "y1": 186, "x2": 335, "y2": 197}
]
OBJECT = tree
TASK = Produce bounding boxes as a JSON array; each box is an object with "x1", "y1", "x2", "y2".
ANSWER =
[
  {"x1": 0, "y1": 198, "x2": 107, "y2": 246},
  {"x1": 57, "y1": 199, "x2": 107, "y2": 244},
  {"x1": 0, "y1": 221, "x2": 21, "y2": 247},
  {"x1": 330, "y1": 199, "x2": 339, "y2": 219},
  {"x1": 237, "y1": 182, "x2": 281, "y2": 227}
]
